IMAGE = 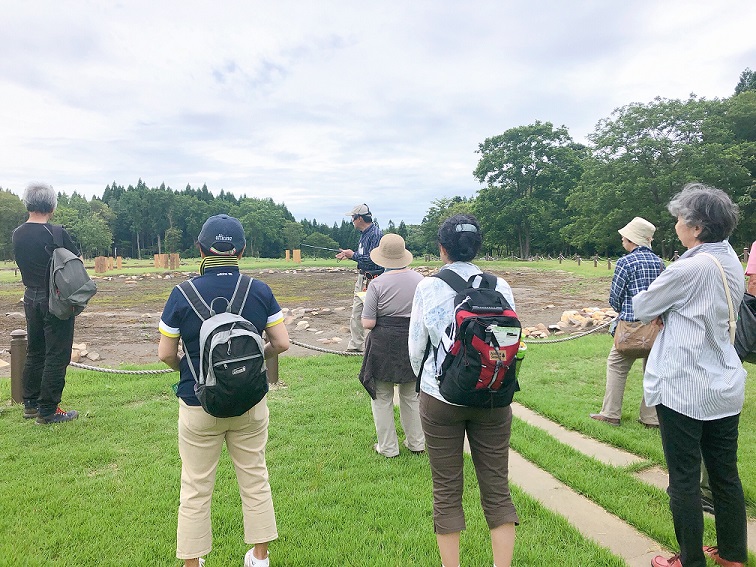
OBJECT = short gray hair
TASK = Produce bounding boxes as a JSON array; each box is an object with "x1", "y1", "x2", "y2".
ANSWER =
[
  {"x1": 667, "y1": 182, "x2": 739, "y2": 243},
  {"x1": 22, "y1": 183, "x2": 57, "y2": 213}
]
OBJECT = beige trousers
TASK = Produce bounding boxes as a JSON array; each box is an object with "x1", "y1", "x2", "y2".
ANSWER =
[
  {"x1": 371, "y1": 380, "x2": 425, "y2": 456},
  {"x1": 176, "y1": 399, "x2": 277, "y2": 559},
  {"x1": 347, "y1": 274, "x2": 367, "y2": 351},
  {"x1": 599, "y1": 345, "x2": 658, "y2": 425}
]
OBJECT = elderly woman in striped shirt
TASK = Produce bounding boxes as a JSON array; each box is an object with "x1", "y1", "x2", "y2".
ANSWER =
[{"x1": 633, "y1": 183, "x2": 747, "y2": 567}]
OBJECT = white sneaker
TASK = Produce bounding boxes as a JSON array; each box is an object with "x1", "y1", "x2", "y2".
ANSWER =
[
  {"x1": 199, "y1": 559, "x2": 205, "y2": 567},
  {"x1": 244, "y1": 547, "x2": 269, "y2": 567}
]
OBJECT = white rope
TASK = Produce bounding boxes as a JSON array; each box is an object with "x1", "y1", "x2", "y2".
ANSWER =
[
  {"x1": 289, "y1": 339, "x2": 364, "y2": 356},
  {"x1": 522, "y1": 318, "x2": 615, "y2": 344},
  {"x1": 69, "y1": 361, "x2": 174, "y2": 374}
]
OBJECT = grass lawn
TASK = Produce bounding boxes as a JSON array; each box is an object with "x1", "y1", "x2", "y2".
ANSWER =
[
  {"x1": 1, "y1": 337, "x2": 752, "y2": 565},
  {"x1": 0, "y1": 353, "x2": 639, "y2": 566}
]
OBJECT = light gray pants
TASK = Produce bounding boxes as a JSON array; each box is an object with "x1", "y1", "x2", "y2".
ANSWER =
[
  {"x1": 347, "y1": 274, "x2": 367, "y2": 351},
  {"x1": 371, "y1": 381, "x2": 425, "y2": 456},
  {"x1": 599, "y1": 345, "x2": 658, "y2": 425}
]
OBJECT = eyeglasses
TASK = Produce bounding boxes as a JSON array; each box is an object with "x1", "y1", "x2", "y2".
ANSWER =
[{"x1": 352, "y1": 215, "x2": 360, "y2": 221}]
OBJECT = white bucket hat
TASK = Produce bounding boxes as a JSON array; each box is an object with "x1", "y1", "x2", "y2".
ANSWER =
[
  {"x1": 370, "y1": 234, "x2": 413, "y2": 269},
  {"x1": 618, "y1": 217, "x2": 655, "y2": 248}
]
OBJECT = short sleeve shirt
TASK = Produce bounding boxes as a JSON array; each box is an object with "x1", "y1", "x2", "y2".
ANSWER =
[
  {"x1": 362, "y1": 269, "x2": 424, "y2": 320},
  {"x1": 159, "y1": 267, "x2": 284, "y2": 405},
  {"x1": 12, "y1": 223, "x2": 79, "y2": 289}
]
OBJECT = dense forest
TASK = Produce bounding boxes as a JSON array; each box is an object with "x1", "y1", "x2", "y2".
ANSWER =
[{"x1": 2, "y1": 69, "x2": 755, "y2": 262}]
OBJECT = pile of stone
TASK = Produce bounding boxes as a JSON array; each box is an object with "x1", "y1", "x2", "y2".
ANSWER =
[
  {"x1": 522, "y1": 307, "x2": 617, "y2": 339},
  {"x1": 70, "y1": 342, "x2": 101, "y2": 363}
]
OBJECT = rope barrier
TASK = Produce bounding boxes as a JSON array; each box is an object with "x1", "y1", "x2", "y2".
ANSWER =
[
  {"x1": 69, "y1": 361, "x2": 174, "y2": 374},
  {"x1": 62, "y1": 318, "x2": 617, "y2": 372},
  {"x1": 289, "y1": 318, "x2": 617, "y2": 354},
  {"x1": 289, "y1": 339, "x2": 364, "y2": 356},
  {"x1": 521, "y1": 318, "x2": 615, "y2": 344}
]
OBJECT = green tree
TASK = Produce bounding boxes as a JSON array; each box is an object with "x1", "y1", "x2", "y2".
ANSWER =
[
  {"x1": 74, "y1": 215, "x2": 113, "y2": 257},
  {"x1": 416, "y1": 197, "x2": 473, "y2": 255},
  {"x1": 0, "y1": 189, "x2": 27, "y2": 260},
  {"x1": 237, "y1": 198, "x2": 292, "y2": 257},
  {"x1": 302, "y1": 232, "x2": 339, "y2": 258},
  {"x1": 282, "y1": 221, "x2": 305, "y2": 251},
  {"x1": 397, "y1": 221, "x2": 409, "y2": 241},
  {"x1": 735, "y1": 67, "x2": 756, "y2": 95},
  {"x1": 473, "y1": 122, "x2": 585, "y2": 257},
  {"x1": 164, "y1": 227, "x2": 183, "y2": 254},
  {"x1": 564, "y1": 96, "x2": 752, "y2": 257}
]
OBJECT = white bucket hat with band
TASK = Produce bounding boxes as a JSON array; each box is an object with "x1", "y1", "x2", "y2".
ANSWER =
[
  {"x1": 618, "y1": 217, "x2": 656, "y2": 248},
  {"x1": 370, "y1": 234, "x2": 413, "y2": 269}
]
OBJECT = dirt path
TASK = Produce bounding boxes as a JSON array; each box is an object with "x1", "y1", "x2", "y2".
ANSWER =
[{"x1": 0, "y1": 265, "x2": 611, "y2": 372}]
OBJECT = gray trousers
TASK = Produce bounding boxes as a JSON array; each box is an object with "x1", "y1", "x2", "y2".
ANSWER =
[
  {"x1": 371, "y1": 381, "x2": 425, "y2": 457},
  {"x1": 347, "y1": 274, "x2": 367, "y2": 351},
  {"x1": 599, "y1": 345, "x2": 658, "y2": 425}
]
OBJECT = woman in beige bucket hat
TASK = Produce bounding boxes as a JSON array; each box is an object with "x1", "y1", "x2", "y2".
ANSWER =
[
  {"x1": 358, "y1": 234, "x2": 426, "y2": 457},
  {"x1": 590, "y1": 216, "x2": 665, "y2": 428}
]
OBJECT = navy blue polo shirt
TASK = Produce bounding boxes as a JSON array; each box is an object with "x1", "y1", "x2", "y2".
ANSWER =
[{"x1": 159, "y1": 266, "x2": 284, "y2": 405}]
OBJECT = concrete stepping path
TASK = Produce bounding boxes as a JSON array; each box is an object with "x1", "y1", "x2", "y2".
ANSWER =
[
  {"x1": 508, "y1": 450, "x2": 669, "y2": 567},
  {"x1": 512, "y1": 403, "x2": 756, "y2": 556},
  {"x1": 511, "y1": 403, "x2": 645, "y2": 467}
]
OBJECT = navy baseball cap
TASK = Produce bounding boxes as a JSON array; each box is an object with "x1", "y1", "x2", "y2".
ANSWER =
[{"x1": 197, "y1": 214, "x2": 246, "y2": 256}]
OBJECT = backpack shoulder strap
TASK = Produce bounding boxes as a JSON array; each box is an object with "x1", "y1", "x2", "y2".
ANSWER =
[
  {"x1": 474, "y1": 272, "x2": 499, "y2": 290},
  {"x1": 51, "y1": 224, "x2": 65, "y2": 248},
  {"x1": 228, "y1": 274, "x2": 254, "y2": 315},
  {"x1": 432, "y1": 269, "x2": 468, "y2": 293},
  {"x1": 177, "y1": 280, "x2": 212, "y2": 322}
]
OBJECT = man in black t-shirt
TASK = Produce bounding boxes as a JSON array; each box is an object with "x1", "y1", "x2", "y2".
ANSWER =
[{"x1": 12, "y1": 183, "x2": 80, "y2": 424}]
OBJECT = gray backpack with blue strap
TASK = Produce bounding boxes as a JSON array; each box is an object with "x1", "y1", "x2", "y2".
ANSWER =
[{"x1": 177, "y1": 274, "x2": 268, "y2": 417}]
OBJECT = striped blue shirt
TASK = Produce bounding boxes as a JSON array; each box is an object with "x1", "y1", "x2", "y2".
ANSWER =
[
  {"x1": 609, "y1": 246, "x2": 665, "y2": 322},
  {"x1": 632, "y1": 241, "x2": 746, "y2": 420},
  {"x1": 353, "y1": 222, "x2": 383, "y2": 273}
]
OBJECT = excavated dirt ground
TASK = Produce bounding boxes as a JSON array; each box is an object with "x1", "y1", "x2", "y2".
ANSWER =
[{"x1": 0, "y1": 266, "x2": 611, "y2": 374}]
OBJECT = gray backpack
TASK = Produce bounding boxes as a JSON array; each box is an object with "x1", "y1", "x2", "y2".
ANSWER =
[
  {"x1": 177, "y1": 274, "x2": 268, "y2": 417},
  {"x1": 47, "y1": 225, "x2": 97, "y2": 320}
]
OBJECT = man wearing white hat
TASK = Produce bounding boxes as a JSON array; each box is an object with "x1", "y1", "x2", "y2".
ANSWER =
[
  {"x1": 590, "y1": 216, "x2": 665, "y2": 428},
  {"x1": 336, "y1": 204, "x2": 384, "y2": 351}
]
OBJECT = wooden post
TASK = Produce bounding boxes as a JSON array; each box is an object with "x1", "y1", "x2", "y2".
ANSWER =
[
  {"x1": 293, "y1": 249, "x2": 302, "y2": 264},
  {"x1": 10, "y1": 329, "x2": 27, "y2": 404},
  {"x1": 107, "y1": 256, "x2": 114, "y2": 271},
  {"x1": 577, "y1": 256, "x2": 581, "y2": 266},
  {"x1": 608, "y1": 258, "x2": 612, "y2": 270},
  {"x1": 169, "y1": 253, "x2": 180, "y2": 270},
  {"x1": 95, "y1": 256, "x2": 107, "y2": 273},
  {"x1": 285, "y1": 250, "x2": 290, "y2": 261},
  {"x1": 117, "y1": 256, "x2": 123, "y2": 270},
  {"x1": 593, "y1": 255, "x2": 598, "y2": 268}
]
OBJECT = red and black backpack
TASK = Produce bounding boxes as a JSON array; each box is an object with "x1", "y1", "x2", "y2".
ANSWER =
[{"x1": 419, "y1": 270, "x2": 522, "y2": 408}]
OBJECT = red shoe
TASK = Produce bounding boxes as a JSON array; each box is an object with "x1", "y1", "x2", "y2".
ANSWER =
[
  {"x1": 651, "y1": 554, "x2": 682, "y2": 567},
  {"x1": 703, "y1": 546, "x2": 746, "y2": 567}
]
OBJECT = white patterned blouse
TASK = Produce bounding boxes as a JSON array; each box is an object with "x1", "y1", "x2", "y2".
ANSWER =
[{"x1": 408, "y1": 262, "x2": 515, "y2": 403}]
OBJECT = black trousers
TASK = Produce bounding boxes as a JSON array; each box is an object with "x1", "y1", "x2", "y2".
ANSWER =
[
  {"x1": 657, "y1": 404, "x2": 747, "y2": 567},
  {"x1": 23, "y1": 289, "x2": 75, "y2": 416}
]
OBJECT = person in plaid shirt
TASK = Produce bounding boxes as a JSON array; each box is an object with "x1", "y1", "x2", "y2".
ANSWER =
[{"x1": 590, "y1": 217, "x2": 665, "y2": 427}]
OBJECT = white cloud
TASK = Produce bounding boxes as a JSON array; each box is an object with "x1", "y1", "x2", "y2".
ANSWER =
[{"x1": 1, "y1": 0, "x2": 754, "y2": 225}]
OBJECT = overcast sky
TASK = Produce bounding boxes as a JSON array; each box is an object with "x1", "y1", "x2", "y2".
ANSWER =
[{"x1": 1, "y1": 1, "x2": 754, "y2": 226}]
